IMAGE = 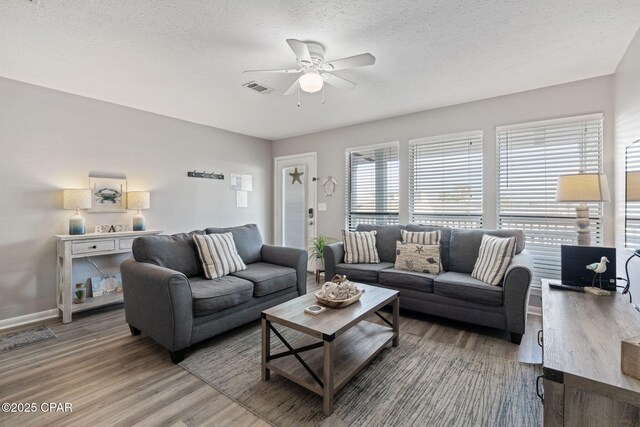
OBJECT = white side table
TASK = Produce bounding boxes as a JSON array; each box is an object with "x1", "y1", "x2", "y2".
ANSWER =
[{"x1": 55, "y1": 230, "x2": 161, "y2": 323}]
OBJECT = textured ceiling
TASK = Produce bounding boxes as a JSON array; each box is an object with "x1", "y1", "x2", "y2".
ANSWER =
[{"x1": 1, "y1": 0, "x2": 639, "y2": 140}]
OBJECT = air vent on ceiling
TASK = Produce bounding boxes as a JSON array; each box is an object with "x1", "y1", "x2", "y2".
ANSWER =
[{"x1": 242, "y1": 81, "x2": 275, "y2": 95}]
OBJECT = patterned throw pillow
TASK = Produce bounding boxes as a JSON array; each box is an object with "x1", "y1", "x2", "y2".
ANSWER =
[
  {"x1": 401, "y1": 229, "x2": 441, "y2": 245},
  {"x1": 394, "y1": 242, "x2": 441, "y2": 274},
  {"x1": 342, "y1": 230, "x2": 380, "y2": 264},
  {"x1": 193, "y1": 233, "x2": 247, "y2": 279},
  {"x1": 471, "y1": 235, "x2": 517, "y2": 286}
]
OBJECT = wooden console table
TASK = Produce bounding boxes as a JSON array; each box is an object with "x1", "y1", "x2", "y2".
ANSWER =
[
  {"x1": 55, "y1": 230, "x2": 161, "y2": 323},
  {"x1": 542, "y1": 279, "x2": 640, "y2": 426}
]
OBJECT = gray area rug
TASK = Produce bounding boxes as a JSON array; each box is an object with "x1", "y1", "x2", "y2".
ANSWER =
[
  {"x1": 0, "y1": 325, "x2": 57, "y2": 354},
  {"x1": 181, "y1": 322, "x2": 542, "y2": 427}
]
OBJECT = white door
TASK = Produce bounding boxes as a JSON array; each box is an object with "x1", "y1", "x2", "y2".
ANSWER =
[{"x1": 274, "y1": 153, "x2": 317, "y2": 258}]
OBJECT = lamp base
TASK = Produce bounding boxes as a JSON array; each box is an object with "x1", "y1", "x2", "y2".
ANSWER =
[
  {"x1": 133, "y1": 212, "x2": 146, "y2": 231},
  {"x1": 69, "y1": 211, "x2": 86, "y2": 235},
  {"x1": 576, "y1": 204, "x2": 591, "y2": 246}
]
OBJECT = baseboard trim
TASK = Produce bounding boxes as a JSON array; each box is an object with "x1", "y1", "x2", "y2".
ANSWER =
[{"x1": 0, "y1": 309, "x2": 58, "y2": 331}]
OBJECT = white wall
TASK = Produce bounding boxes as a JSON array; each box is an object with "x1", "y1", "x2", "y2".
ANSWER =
[
  {"x1": 615, "y1": 29, "x2": 640, "y2": 292},
  {"x1": 0, "y1": 77, "x2": 272, "y2": 322},
  {"x1": 273, "y1": 76, "x2": 615, "y2": 247}
]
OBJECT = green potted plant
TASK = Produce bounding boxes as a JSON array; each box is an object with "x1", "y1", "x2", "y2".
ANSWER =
[{"x1": 308, "y1": 234, "x2": 336, "y2": 271}]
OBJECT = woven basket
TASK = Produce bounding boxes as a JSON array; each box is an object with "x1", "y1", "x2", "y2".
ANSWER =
[{"x1": 314, "y1": 289, "x2": 363, "y2": 308}]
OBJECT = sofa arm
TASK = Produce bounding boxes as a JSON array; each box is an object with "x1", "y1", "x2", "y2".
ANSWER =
[
  {"x1": 503, "y1": 250, "x2": 534, "y2": 337},
  {"x1": 323, "y1": 242, "x2": 345, "y2": 280},
  {"x1": 121, "y1": 258, "x2": 194, "y2": 352},
  {"x1": 261, "y1": 245, "x2": 308, "y2": 295}
]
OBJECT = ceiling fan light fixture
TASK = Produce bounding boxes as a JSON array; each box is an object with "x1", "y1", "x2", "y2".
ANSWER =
[{"x1": 299, "y1": 71, "x2": 324, "y2": 93}]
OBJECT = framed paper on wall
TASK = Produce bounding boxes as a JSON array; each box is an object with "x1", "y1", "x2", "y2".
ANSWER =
[{"x1": 88, "y1": 177, "x2": 127, "y2": 213}]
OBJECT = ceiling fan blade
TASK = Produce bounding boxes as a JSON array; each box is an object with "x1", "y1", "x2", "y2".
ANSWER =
[
  {"x1": 286, "y1": 39, "x2": 311, "y2": 62},
  {"x1": 323, "y1": 53, "x2": 375, "y2": 71},
  {"x1": 284, "y1": 77, "x2": 300, "y2": 95},
  {"x1": 322, "y1": 73, "x2": 356, "y2": 90},
  {"x1": 243, "y1": 68, "x2": 301, "y2": 74}
]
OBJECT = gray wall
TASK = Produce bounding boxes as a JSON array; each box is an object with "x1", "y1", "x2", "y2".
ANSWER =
[
  {"x1": 273, "y1": 76, "x2": 615, "y2": 246},
  {"x1": 0, "y1": 77, "x2": 272, "y2": 322},
  {"x1": 615, "y1": 29, "x2": 640, "y2": 292}
]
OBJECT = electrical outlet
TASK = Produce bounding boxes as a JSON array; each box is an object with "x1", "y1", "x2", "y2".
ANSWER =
[{"x1": 318, "y1": 203, "x2": 327, "y2": 211}]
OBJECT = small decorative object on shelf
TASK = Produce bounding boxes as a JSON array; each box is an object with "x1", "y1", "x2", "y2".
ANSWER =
[
  {"x1": 127, "y1": 191, "x2": 150, "y2": 231},
  {"x1": 73, "y1": 283, "x2": 86, "y2": 304},
  {"x1": 584, "y1": 256, "x2": 611, "y2": 296}
]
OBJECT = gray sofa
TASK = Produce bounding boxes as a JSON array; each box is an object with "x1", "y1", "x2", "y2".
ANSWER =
[
  {"x1": 121, "y1": 224, "x2": 307, "y2": 363},
  {"x1": 324, "y1": 224, "x2": 533, "y2": 343}
]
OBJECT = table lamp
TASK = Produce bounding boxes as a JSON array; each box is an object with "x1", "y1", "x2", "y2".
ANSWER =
[
  {"x1": 63, "y1": 189, "x2": 92, "y2": 235},
  {"x1": 627, "y1": 171, "x2": 640, "y2": 202},
  {"x1": 127, "y1": 191, "x2": 150, "y2": 231},
  {"x1": 556, "y1": 173, "x2": 610, "y2": 246}
]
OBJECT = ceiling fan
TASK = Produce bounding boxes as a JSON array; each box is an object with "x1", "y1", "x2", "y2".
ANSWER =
[{"x1": 244, "y1": 39, "x2": 375, "y2": 96}]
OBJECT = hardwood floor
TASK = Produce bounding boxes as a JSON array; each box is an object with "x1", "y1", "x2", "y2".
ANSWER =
[{"x1": 0, "y1": 276, "x2": 541, "y2": 426}]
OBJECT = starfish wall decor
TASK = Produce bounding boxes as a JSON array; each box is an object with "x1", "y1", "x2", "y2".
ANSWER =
[{"x1": 289, "y1": 167, "x2": 304, "y2": 184}]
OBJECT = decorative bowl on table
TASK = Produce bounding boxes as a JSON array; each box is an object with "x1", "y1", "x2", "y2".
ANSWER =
[{"x1": 314, "y1": 275, "x2": 363, "y2": 308}]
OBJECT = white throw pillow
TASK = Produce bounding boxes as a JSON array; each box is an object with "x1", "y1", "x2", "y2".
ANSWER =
[
  {"x1": 193, "y1": 233, "x2": 247, "y2": 279},
  {"x1": 471, "y1": 235, "x2": 516, "y2": 286},
  {"x1": 342, "y1": 230, "x2": 380, "y2": 264},
  {"x1": 395, "y1": 242, "x2": 441, "y2": 274},
  {"x1": 401, "y1": 229, "x2": 441, "y2": 245}
]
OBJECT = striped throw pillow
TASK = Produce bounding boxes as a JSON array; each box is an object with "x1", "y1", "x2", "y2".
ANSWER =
[
  {"x1": 193, "y1": 233, "x2": 247, "y2": 279},
  {"x1": 401, "y1": 229, "x2": 441, "y2": 245},
  {"x1": 471, "y1": 235, "x2": 516, "y2": 286},
  {"x1": 342, "y1": 230, "x2": 380, "y2": 264}
]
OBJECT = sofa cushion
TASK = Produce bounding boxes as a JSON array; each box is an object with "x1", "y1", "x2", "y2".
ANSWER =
[
  {"x1": 378, "y1": 268, "x2": 435, "y2": 293},
  {"x1": 132, "y1": 231, "x2": 205, "y2": 277},
  {"x1": 232, "y1": 262, "x2": 297, "y2": 297},
  {"x1": 335, "y1": 262, "x2": 394, "y2": 283},
  {"x1": 471, "y1": 235, "x2": 516, "y2": 286},
  {"x1": 342, "y1": 230, "x2": 380, "y2": 264},
  {"x1": 433, "y1": 272, "x2": 503, "y2": 306},
  {"x1": 448, "y1": 229, "x2": 525, "y2": 274},
  {"x1": 394, "y1": 242, "x2": 441, "y2": 274},
  {"x1": 401, "y1": 229, "x2": 441, "y2": 245},
  {"x1": 405, "y1": 224, "x2": 452, "y2": 271},
  {"x1": 355, "y1": 224, "x2": 405, "y2": 263},
  {"x1": 193, "y1": 233, "x2": 247, "y2": 279},
  {"x1": 189, "y1": 276, "x2": 253, "y2": 316},
  {"x1": 206, "y1": 224, "x2": 263, "y2": 264}
]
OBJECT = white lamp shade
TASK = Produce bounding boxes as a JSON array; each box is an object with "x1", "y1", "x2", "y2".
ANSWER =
[
  {"x1": 627, "y1": 172, "x2": 640, "y2": 201},
  {"x1": 127, "y1": 191, "x2": 150, "y2": 210},
  {"x1": 556, "y1": 173, "x2": 610, "y2": 202},
  {"x1": 299, "y1": 71, "x2": 324, "y2": 93},
  {"x1": 63, "y1": 189, "x2": 92, "y2": 210}
]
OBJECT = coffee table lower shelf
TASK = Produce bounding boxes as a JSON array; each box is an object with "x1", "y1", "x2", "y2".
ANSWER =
[{"x1": 265, "y1": 320, "x2": 395, "y2": 397}]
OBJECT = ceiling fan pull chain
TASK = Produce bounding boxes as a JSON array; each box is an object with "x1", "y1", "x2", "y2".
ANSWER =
[
  {"x1": 322, "y1": 84, "x2": 326, "y2": 104},
  {"x1": 297, "y1": 85, "x2": 301, "y2": 107}
]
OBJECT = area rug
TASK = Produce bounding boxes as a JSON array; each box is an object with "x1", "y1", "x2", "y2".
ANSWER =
[
  {"x1": 0, "y1": 325, "x2": 57, "y2": 354},
  {"x1": 180, "y1": 322, "x2": 541, "y2": 426}
]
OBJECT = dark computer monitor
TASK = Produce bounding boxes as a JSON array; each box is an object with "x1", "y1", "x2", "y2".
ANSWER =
[{"x1": 561, "y1": 245, "x2": 617, "y2": 290}]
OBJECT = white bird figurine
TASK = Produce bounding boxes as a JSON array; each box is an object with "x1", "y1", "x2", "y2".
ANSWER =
[{"x1": 586, "y1": 256, "x2": 609, "y2": 288}]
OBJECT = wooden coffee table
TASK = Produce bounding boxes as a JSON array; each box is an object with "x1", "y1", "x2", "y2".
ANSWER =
[{"x1": 261, "y1": 283, "x2": 399, "y2": 415}]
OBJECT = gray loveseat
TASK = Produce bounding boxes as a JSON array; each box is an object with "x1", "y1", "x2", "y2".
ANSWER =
[
  {"x1": 121, "y1": 224, "x2": 307, "y2": 363},
  {"x1": 324, "y1": 224, "x2": 533, "y2": 343}
]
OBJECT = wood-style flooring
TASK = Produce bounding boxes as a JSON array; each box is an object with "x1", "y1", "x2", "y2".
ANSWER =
[{"x1": 0, "y1": 275, "x2": 542, "y2": 426}]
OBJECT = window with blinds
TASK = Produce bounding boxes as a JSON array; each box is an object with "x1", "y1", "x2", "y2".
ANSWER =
[
  {"x1": 409, "y1": 131, "x2": 483, "y2": 228},
  {"x1": 626, "y1": 140, "x2": 640, "y2": 248},
  {"x1": 345, "y1": 142, "x2": 399, "y2": 230},
  {"x1": 496, "y1": 114, "x2": 604, "y2": 285}
]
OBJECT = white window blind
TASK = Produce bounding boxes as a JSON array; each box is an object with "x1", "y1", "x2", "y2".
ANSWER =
[
  {"x1": 345, "y1": 142, "x2": 399, "y2": 230},
  {"x1": 626, "y1": 140, "x2": 640, "y2": 248},
  {"x1": 409, "y1": 131, "x2": 483, "y2": 228},
  {"x1": 496, "y1": 114, "x2": 604, "y2": 285}
]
